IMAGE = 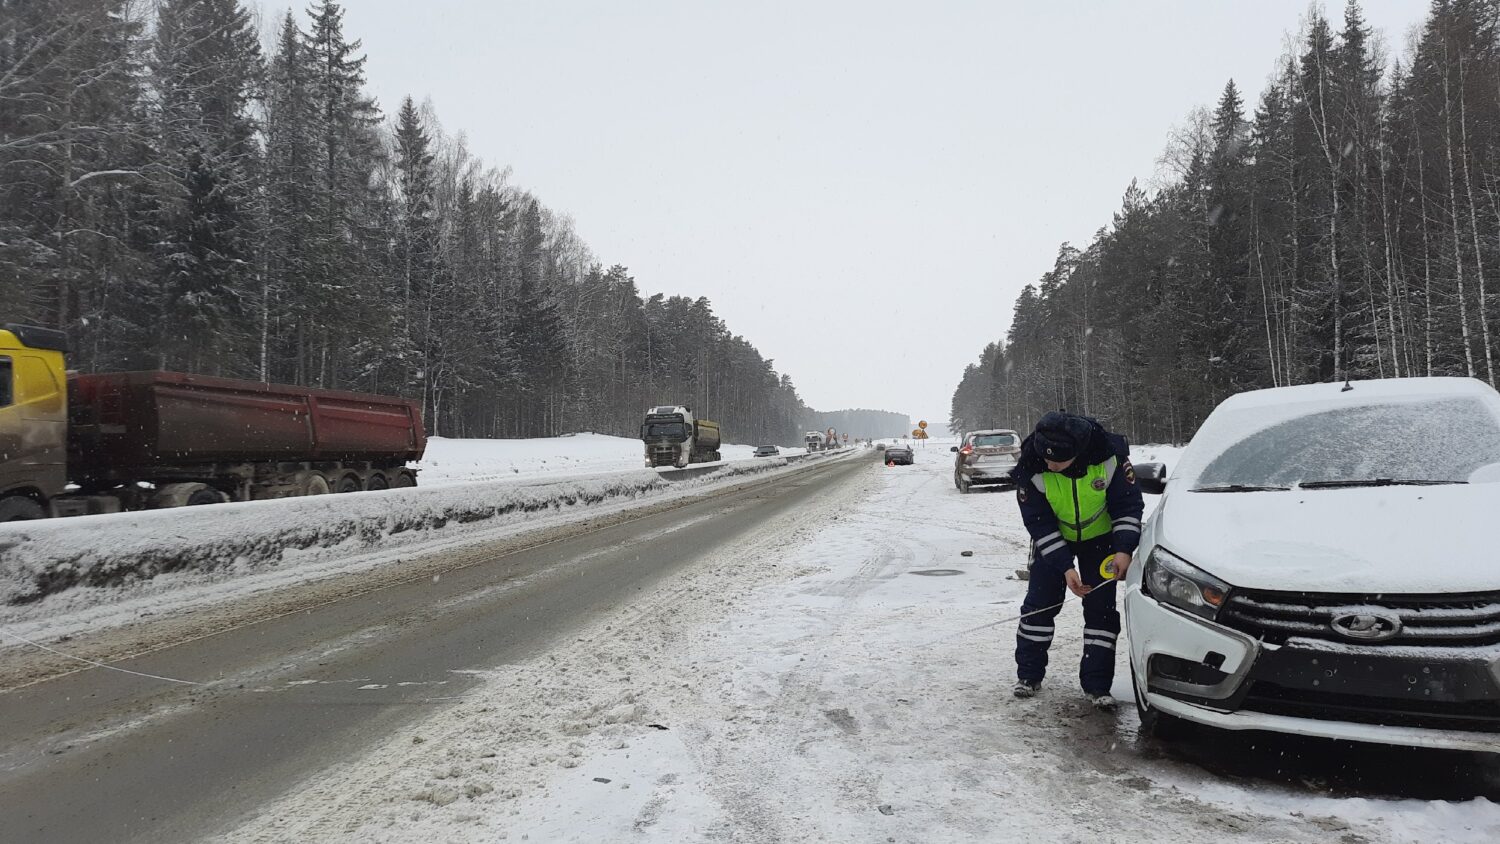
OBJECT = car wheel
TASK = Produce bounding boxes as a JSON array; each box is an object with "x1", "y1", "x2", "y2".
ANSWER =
[
  {"x1": 1131, "y1": 660, "x2": 1187, "y2": 740},
  {"x1": 958, "y1": 476, "x2": 971, "y2": 494}
]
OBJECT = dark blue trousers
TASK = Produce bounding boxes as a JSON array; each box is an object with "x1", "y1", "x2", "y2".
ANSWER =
[{"x1": 1014, "y1": 534, "x2": 1121, "y2": 695}]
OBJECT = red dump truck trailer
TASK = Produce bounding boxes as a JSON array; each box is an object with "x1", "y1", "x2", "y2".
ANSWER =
[{"x1": 0, "y1": 324, "x2": 426, "y2": 520}]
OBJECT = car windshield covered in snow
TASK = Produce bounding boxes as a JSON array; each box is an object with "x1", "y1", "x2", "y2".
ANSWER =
[
  {"x1": 642, "y1": 422, "x2": 687, "y2": 439},
  {"x1": 1195, "y1": 397, "x2": 1500, "y2": 490}
]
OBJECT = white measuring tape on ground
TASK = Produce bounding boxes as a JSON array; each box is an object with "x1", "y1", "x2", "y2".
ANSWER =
[
  {"x1": 916, "y1": 577, "x2": 1120, "y2": 649},
  {"x1": 0, "y1": 628, "x2": 204, "y2": 687}
]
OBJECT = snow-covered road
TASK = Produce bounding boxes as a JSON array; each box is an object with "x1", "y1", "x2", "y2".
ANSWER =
[{"x1": 227, "y1": 444, "x2": 1500, "y2": 843}]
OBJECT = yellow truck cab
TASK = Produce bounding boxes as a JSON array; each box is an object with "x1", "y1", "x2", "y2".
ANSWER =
[{"x1": 0, "y1": 324, "x2": 69, "y2": 520}]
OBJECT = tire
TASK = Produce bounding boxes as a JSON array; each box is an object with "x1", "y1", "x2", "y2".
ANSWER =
[
  {"x1": 185, "y1": 487, "x2": 223, "y2": 506},
  {"x1": 298, "y1": 472, "x2": 330, "y2": 496},
  {"x1": 1132, "y1": 661, "x2": 1188, "y2": 740},
  {"x1": 0, "y1": 496, "x2": 46, "y2": 522},
  {"x1": 334, "y1": 473, "x2": 362, "y2": 494},
  {"x1": 366, "y1": 472, "x2": 389, "y2": 491},
  {"x1": 392, "y1": 469, "x2": 417, "y2": 488}
]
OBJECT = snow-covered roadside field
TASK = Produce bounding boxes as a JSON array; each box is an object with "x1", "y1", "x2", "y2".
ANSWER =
[
  {"x1": 417, "y1": 434, "x2": 806, "y2": 486},
  {"x1": 227, "y1": 445, "x2": 1499, "y2": 843}
]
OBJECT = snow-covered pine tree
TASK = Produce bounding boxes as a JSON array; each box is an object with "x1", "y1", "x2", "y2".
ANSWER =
[{"x1": 147, "y1": 0, "x2": 264, "y2": 376}]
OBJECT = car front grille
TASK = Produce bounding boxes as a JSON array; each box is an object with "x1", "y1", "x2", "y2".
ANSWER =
[
  {"x1": 1241, "y1": 682, "x2": 1500, "y2": 733},
  {"x1": 1220, "y1": 589, "x2": 1500, "y2": 647}
]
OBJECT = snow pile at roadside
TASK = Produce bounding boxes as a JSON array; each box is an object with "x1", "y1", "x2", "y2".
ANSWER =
[
  {"x1": 417, "y1": 434, "x2": 657, "y2": 484},
  {"x1": 417, "y1": 434, "x2": 803, "y2": 486},
  {"x1": 0, "y1": 455, "x2": 805, "y2": 614},
  {"x1": 1132, "y1": 443, "x2": 1184, "y2": 467},
  {"x1": 0, "y1": 471, "x2": 662, "y2": 607},
  {"x1": 230, "y1": 451, "x2": 1500, "y2": 843}
]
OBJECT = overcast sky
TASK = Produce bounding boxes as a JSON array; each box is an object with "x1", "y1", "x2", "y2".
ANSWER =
[{"x1": 328, "y1": 0, "x2": 1426, "y2": 431}]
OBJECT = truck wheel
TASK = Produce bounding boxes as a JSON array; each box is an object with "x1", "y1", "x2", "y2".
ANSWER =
[
  {"x1": 150, "y1": 483, "x2": 223, "y2": 508},
  {"x1": 186, "y1": 487, "x2": 224, "y2": 506},
  {"x1": 334, "y1": 473, "x2": 362, "y2": 494},
  {"x1": 391, "y1": 469, "x2": 417, "y2": 488},
  {"x1": 298, "y1": 473, "x2": 330, "y2": 496},
  {"x1": 0, "y1": 496, "x2": 45, "y2": 522},
  {"x1": 366, "y1": 472, "x2": 389, "y2": 491}
]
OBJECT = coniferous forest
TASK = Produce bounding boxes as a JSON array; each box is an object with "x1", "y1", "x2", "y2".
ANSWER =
[
  {"x1": 953, "y1": 1, "x2": 1500, "y2": 444},
  {"x1": 0, "y1": 0, "x2": 824, "y2": 444}
]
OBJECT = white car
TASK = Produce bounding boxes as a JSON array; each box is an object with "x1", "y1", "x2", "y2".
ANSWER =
[{"x1": 1124, "y1": 377, "x2": 1500, "y2": 754}]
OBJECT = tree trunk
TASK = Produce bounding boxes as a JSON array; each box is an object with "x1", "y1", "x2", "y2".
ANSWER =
[
  {"x1": 1442, "y1": 54, "x2": 1478, "y2": 377},
  {"x1": 1457, "y1": 55, "x2": 1495, "y2": 385}
]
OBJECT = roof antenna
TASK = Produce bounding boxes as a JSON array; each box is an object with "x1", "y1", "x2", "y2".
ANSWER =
[{"x1": 1341, "y1": 379, "x2": 1354, "y2": 392}]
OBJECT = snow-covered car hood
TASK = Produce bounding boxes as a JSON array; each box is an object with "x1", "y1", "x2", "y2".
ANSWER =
[{"x1": 1153, "y1": 484, "x2": 1499, "y2": 594}]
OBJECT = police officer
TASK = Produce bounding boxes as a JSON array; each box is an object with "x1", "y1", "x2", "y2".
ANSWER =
[{"x1": 1010, "y1": 411, "x2": 1144, "y2": 708}]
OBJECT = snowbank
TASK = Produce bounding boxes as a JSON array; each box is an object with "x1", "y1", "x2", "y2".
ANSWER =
[{"x1": 0, "y1": 456, "x2": 810, "y2": 611}]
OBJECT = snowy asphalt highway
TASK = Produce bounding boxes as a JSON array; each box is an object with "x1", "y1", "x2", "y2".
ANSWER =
[
  {"x1": 226, "y1": 445, "x2": 1498, "y2": 843},
  {"x1": 0, "y1": 452, "x2": 870, "y2": 844}
]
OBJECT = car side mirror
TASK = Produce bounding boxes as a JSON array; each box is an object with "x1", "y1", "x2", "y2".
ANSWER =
[
  {"x1": 950, "y1": 446, "x2": 958, "y2": 452},
  {"x1": 1135, "y1": 462, "x2": 1167, "y2": 495}
]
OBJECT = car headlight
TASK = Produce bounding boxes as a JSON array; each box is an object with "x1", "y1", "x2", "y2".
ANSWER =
[{"x1": 1142, "y1": 547, "x2": 1230, "y2": 621}]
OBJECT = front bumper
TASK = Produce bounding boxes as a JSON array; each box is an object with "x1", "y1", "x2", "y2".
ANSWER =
[
  {"x1": 1125, "y1": 586, "x2": 1500, "y2": 754},
  {"x1": 1144, "y1": 693, "x2": 1500, "y2": 754}
]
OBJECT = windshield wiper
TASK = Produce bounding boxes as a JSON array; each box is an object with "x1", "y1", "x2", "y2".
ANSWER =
[
  {"x1": 1297, "y1": 478, "x2": 1466, "y2": 489},
  {"x1": 1189, "y1": 484, "x2": 1290, "y2": 493}
]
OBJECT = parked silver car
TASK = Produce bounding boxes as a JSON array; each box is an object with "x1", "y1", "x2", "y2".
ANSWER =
[{"x1": 951, "y1": 429, "x2": 1020, "y2": 493}]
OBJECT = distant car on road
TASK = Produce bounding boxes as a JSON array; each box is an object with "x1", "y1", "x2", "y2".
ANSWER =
[
  {"x1": 884, "y1": 443, "x2": 914, "y2": 465},
  {"x1": 753, "y1": 445, "x2": 780, "y2": 457},
  {"x1": 951, "y1": 429, "x2": 1020, "y2": 493},
  {"x1": 875, "y1": 442, "x2": 887, "y2": 451},
  {"x1": 1125, "y1": 377, "x2": 1500, "y2": 756}
]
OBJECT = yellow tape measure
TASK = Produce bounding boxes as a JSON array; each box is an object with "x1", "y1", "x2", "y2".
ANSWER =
[{"x1": 1099, "y1": 553, "x2": 1118, "y2": 581}]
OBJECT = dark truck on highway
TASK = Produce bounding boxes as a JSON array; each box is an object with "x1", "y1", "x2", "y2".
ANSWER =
[{"x1": 0, "y1": 324, "x2": 426, "y2": 520}]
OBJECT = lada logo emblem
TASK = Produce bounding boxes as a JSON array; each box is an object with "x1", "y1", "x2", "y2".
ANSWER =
[{"x1": 1329, "y1": 612, "x2": 1402, "y2": 642}]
